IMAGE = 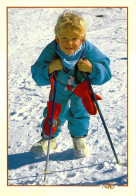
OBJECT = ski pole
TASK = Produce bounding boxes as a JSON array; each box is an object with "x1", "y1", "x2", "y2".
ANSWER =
[
  {"x1": 84, "y1": 74, "x2": 120, "y2": 164},
  {"x1": 44, "y1": 72, "x2": 58, "y2": 182}
]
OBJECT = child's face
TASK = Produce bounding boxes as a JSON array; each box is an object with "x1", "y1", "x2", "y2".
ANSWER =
[{"x1": 56, "y1": 29, "x2": 85, "y2": 55}]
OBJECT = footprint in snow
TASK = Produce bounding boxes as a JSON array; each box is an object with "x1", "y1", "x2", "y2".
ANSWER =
[
  {"x1": 96, "y1": 163, "x2": 104, "y2": 170},
  {"x1": 67, "y1": 173, "x2": 76, "y2": 178}
]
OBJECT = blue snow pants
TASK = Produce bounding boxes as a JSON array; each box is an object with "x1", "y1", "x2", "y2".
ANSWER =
[{"x1": 41, "y1": 81, "x2": 90, "y2": 138}]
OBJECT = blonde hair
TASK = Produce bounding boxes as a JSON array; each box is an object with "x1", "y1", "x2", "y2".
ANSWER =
[{"x1": 54, "y1": 10, "x2": 86, "y2": 39}]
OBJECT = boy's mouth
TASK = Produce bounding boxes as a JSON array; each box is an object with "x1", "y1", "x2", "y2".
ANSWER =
[{"x1": 64, "y1": 47, "x2": 73, "y2": 50}]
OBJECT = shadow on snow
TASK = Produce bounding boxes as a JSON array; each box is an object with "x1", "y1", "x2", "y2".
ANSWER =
[
  {"x1": 8, "y1": 149, "x2": 127, "y2": 185},
  {"x1": 59, "y1": 175, "x2": 127, "y2": 185},
  {"x1": 8, "y1": 148, "x2": 78, "y2": 170}
]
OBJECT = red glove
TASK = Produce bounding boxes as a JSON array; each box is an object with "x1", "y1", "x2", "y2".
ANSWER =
[
  {"x1": 73, "y1": 80, "x2": 102, "y2": 115},
  {"x1": 43, "y1": 101, "x2": 61, "y2": 136}
]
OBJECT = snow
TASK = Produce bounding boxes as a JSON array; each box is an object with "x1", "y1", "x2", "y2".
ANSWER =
[{"x1": 8, "y1": 8, "x2": 127, "y2": 185}]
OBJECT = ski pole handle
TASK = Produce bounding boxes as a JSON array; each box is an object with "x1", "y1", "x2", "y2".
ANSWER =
[{"x1": 53, "y1": 71, "x2": 58, "y2": 81}]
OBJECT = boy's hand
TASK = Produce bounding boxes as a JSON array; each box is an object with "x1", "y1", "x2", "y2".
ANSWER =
[
  {"x1": 77, "y1": 59, "x2": 92, "y2": 73},
  {"x1": 48, "y1": 58, "x2": 63, "y2": 74}
]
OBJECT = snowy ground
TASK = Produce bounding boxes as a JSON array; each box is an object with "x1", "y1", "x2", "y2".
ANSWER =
[{"x1": 8, "y1": 7, "x2": 127, "y2": 185}]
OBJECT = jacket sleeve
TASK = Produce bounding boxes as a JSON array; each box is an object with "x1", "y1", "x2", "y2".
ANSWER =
[
  {"x1": 31, "y1": 40, "x2": 56, "y2": 86},
  {"x1": 85, "y1": 40, "x2": 112, "y2": 85}
]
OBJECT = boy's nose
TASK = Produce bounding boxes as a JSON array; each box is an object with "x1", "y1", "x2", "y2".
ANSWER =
[{"x1": 67, "y1": 40, "x2": 72, "y2": 46}]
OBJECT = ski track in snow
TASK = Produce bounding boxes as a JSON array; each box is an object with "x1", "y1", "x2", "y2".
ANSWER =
[{"x1": 8, "y1": 8, "x2": 127, "y2": 185}]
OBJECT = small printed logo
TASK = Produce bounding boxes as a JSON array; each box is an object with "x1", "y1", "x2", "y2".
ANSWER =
[
  {"x1": 48, "y1": 119, "x2": 58, "y2": 128},
  {"x1": 102, "y1": 182, "x2": 115, "y2": 189}
]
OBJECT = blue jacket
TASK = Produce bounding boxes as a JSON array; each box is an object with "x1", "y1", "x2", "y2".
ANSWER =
[{"x1": 31, "y1": 39, "x2": 111, "y2": 86}]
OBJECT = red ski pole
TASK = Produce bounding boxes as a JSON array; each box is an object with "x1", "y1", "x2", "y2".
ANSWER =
[{"x1": 44, "y1": 72, "x2": 58, "y2": 181}]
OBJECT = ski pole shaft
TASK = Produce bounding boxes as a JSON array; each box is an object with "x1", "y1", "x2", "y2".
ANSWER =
[
  {"x1": 44, "y1": 72, "x2": 57, "y2": 181},
  {"x1": 85, "y1": 75, "x2": 119, "y2": 164}
]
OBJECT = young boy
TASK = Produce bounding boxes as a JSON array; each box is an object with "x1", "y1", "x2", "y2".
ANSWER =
[{"x1": 31, "y1": 11, "x2": 112, "y2": 158}]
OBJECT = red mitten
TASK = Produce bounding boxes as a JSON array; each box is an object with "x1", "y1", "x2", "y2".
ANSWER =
[
  {"x1": 73, "y1": 80, "x2": 102, "y2": 115},
  {"x1": 43, "y1": 101, "x2": 61, "y2": 136}
]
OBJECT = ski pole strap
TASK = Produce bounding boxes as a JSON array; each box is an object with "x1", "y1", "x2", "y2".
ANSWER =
[
  {"x1": 50, "y1": 75, "x2": 54, "y2": 101},
  {"x1": 74, "y1": 64, "x2": 81, "y2": 84},
  {"x1": 50, "y1": 71, "x2": 58, "y2": 101}
]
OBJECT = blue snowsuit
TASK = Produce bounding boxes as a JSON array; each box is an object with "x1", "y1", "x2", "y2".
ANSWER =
[{"x1": 31, "y1": 39, "x2": 111, "y2": 138}]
